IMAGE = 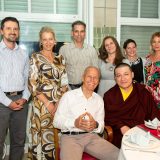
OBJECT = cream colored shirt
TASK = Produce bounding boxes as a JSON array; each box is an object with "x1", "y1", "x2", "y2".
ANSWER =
[{"x1": 59, "y1": 42, "x2": 98, "y2": 84}]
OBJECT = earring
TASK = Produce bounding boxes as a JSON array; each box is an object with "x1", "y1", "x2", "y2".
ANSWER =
[{"x1": 39, "y1": 42, "x2": 43, "y2": 50}]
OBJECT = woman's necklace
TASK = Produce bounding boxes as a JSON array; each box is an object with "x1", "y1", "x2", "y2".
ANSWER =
[
  {"x1": 105, "y1": 58, "x2": 114, "y2": 71},
  {"x1": 41, "y1": 51, "x2": 54, "y2": 62},
  {"x1": 109, "y1": 66, "x2": 114, "y2": 71},
  {"x1": 151, "y1": 53, "x2": 160, "y2": 62},
  {"x1": 130, "y1": 57, "x2": 140, "y2": 65}
]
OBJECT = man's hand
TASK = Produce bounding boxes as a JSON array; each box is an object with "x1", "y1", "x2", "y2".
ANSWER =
[
  {"x1": 120, "y1": 126, "x2": 130, "y2": 135},
  {"x1": 15, "y1": 98, "x2": 27, "y2": 106},
  {"x1": 74, "y1": 112, "x2": 97, "y2": 132},
  {"x1": 9, "y1": 101, "x2": 23, "y2": 110}
]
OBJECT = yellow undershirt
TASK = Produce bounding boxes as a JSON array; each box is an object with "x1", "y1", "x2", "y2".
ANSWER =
[{"x1": 119, "y1": 86, "x2": 133, "y2": 101}]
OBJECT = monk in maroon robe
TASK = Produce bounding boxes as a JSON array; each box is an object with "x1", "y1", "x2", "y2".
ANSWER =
[{"x1": 104, "y1": 63, "x2": 160, "y2": 148}]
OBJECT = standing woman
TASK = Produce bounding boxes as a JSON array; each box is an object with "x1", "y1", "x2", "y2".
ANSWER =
[
  {"x1": 145, "y1": 32, "x2": 160, "y2": 109},
  {"x1": 28, "y1": 26, "x2": 68, "y2": 159},
  {"x1": 97, "y1": 36, "x2": 124, "y2": 97},
  {"x1": 123, "y1": 39, "x2": 146, "y2": 83}
]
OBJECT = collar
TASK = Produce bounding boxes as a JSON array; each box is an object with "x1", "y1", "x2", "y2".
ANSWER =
[
  {"x1": 70, "y1": 42, "x2": 88, "y2": 49},
  {"x1": 78, "y1": 87, "x2": 96, "y2": 99},
  {"x1": 119, "y1": 85, "x2": 133, "y2": 93},
  {"x1": 0, "y1": 40, "x2": 19, "y2": 50}
]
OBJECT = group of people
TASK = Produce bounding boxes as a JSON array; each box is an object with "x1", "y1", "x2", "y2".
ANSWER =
[{"x1": 0, "y1": 16, "x2": 160, "y2": 160}]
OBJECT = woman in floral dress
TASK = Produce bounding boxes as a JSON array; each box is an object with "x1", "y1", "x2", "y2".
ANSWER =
[
  {"x1": 145, "y1": 32, "x2": 160, "y2": 109},
  {"x1": 28, "y1": 26, "x2": 68, "y2": 159}
]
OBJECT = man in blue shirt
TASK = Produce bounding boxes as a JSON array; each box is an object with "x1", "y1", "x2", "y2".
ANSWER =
[{"x1": 0, "y1": 17, "x2": 30, "y2": 160}]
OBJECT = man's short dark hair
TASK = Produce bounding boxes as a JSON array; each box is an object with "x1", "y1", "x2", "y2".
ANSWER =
[
  {"x1": 114, "y1": 63, "x2": 133, "y2": 76},
  {"x1": 71, "y1": 20, "x2": 86, "y2": 31},
  {"x1": 1, "y1": 17, "x2": 20, "y2": 30}
]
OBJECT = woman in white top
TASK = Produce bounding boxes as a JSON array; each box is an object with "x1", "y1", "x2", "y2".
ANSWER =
[{"x1": 98, "y1": 36, "x2": 125, "y2": 97}]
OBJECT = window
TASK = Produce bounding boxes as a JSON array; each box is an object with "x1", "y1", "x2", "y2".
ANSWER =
[
  {"x1": 0, "y1": 0, "x2": 79, "y2": 44},
  {"x1": 118, "y1": 0, "x2": 160, "y2": 57},
  {"x1": 121, "y1": 0, "x2": 158, "y2": 18},
  {"x1": 120, "y1": 26, "x2": 160, "y2": 56}
]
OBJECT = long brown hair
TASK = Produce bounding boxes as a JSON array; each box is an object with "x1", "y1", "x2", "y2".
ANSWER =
[{"x1": 98, "y1": 36, "x2": 124, "y2": 65}]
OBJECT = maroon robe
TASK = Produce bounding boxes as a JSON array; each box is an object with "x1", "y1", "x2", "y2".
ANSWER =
[{"x1": 104, "y1": 83, "x2": 160, "y2": 148}]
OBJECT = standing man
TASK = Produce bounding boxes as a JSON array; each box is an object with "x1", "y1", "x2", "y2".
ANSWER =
[
  {"x1": 59, "y1": 20, "x2": 98, "y2": 89},
  {"x1": 53, "y1": 66, "x2": 119, "y2": 160},
  {"x1": 0, "y1": 17, "x2": 30, "y2": 160}
]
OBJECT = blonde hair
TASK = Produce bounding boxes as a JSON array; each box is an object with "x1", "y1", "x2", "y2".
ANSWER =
[
  {"x1": 39, "y1": 26, "x2": 56, "y2": 50},
  {"x1": 150, "y1": 32, "x2": 160, "y2": 44}
]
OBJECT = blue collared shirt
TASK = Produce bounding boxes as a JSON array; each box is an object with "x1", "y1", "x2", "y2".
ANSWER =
[{"x1": 0, "y1": 40, "x2": 30, "y2": 106}]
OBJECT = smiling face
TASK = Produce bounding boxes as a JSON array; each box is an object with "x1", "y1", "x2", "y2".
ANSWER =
[
  {"x1": 151, "y1": 36, "x2": 160, "y2": 53},
  {"x1": 0, "y1": 20, "x2": 19, "y2": 43},
  {"x1": 40, "y1": 31, "x2": 55, "y2": 52},
  {"x1": 125, "y1": 42, "x2": 137, "y2": 59},
  {"x1": 115, "y1": 65, "x2": 134, "y2": 92},
  {"x1": 82, "y1": 67, "x2": 100, "y2": 92},
  {"x1": 71, "y1": 24, "x2": 86, "y2": 44},
  {"x1": 104, "y1": 38, "x2": 116, "y2": 55}
]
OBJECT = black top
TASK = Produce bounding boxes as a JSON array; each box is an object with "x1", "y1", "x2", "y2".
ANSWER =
[{"x1": 130, "y1": 57, "x2": 144, "y2": 83}]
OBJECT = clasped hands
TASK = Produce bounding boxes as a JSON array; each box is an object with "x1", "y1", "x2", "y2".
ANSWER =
[
  {"x1": 9, "y1": 98, "x2": 27, "y2": 110},
  {"x1": 74, "y1": 112, "x2": 97, "y2": 132}
]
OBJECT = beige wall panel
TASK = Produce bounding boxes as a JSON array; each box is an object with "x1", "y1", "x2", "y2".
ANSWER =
[
  {"x1": 105, "y1": 0, "x2": 117, "y2": 8},
  {"x1": 94, "y1": 8, "x2": 105, "y2": 27},
  {"x1": 94, "y1": 0, "x2": 105, "y2": 7},
  {"x1": 105, "y1": 9, "x2": 117, "y2": 27}
]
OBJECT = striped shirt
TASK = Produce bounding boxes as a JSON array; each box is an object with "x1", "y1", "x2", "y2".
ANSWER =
[
  {"x1": 0, "y1": 40, "x2": 30, "y2": 106},
  {"x1": 59, "y1": 42, "x2": 98, "y2": 84}
]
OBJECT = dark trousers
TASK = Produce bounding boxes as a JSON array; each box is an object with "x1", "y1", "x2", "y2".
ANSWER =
[{"x1": 0, "y1": 94, "x2": 28, "y2": 160}]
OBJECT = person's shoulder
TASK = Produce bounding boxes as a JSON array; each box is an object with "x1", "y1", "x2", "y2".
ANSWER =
[
  {"x1": 0, "y1": 41, "x2": 3, "y2": 48},
  {"x1": 61, "y1": 88, "x2": 80, "y2": 99},
  {"x1": 60, "y1": 42, "x2": 72, "y2": 50},
  {"x1": 93, "y1": 92, "x2": 103, "y2": 99},
  {"x1": 98, "y1": 58, "x2": 103, "y2": 66},
  {"x1": 56, "y1": 54, "x2": 63, "y2": 58},
  {"x1": 122, "y1": 58, "x2": 130, "y2": 65},
  {"x1": 30, "y1": 52, "x2": 42, "y2": 60},
  {"x1": 139, "y1": 57, "x2": 147, "y2": 65},
  {"x1": 93, "y1": 92, "x2": 104, "y2": 103},
  {"x1": 18, "y1": 45, "x2": 29, "y2": 58},
  {"x1": 104, "y1": 84, "x2": 117, "y2": 97},
  {"x1": 30, "y1": 52, "x2": 40, "y2": 57},
  {"x1": 59, "y1": 42, "x2": 73, "y2": 55},
  {"x1": 85, "y1": 44, "x2": 96, "y2": 51},
  {"x1": 55, "y1": 54, "x2": 64, "y2": 61},
  {"x1": 133, "y1": 82, "x2": 148, "y2": 94}
]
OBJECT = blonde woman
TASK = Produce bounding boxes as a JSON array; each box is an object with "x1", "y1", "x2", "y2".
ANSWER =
[
  {"x1": 145, "y1": 32, "x2": 160, "y2": 109},
  {"x1": 28, "y1": 26, "x2": 68, "y2": 159}
]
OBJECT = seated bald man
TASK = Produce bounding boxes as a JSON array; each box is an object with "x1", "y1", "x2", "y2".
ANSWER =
[
  {"x1": 53, "y1": 66, "x2": 119, "y2": 160},
  {"x1": 104, "y1": 63, "x2": 160, "y2": 148}
]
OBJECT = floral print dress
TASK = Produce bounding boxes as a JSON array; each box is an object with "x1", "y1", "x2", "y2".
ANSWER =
[
  {"x1": 28, "y1": 52, "x2": 68, "y2": 160},
  {"x1": 144, "y1": 54, "x2": 160, "y2": 109}
]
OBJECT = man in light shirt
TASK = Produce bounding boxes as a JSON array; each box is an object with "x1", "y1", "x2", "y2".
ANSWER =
[
  {"x1": 59, "y1": 20, "x2": 98, "y2": 89},
  {"x1": 53, "y1": 66, "x2": 119, "y2": 160},
  {"x1": 0, "y1": 17, "x2": 30, "y2": 159}
]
